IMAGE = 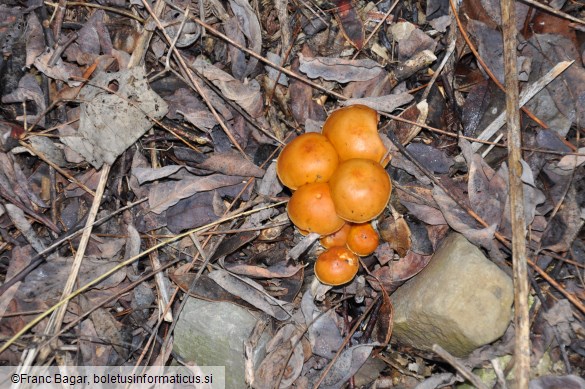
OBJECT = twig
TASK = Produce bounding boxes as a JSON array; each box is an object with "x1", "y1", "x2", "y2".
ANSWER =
[
  {"x1": 351, "y1": 0, "x2": 400, "y2": 60},
  {"x1": 48, "y1": 32, "x2": 77, "y2": 66},
  {"x1": 165, "y1": 7, "x2": 189, "y2": 71},
  {"x1": 448, "y1": 0, "x2": 547, "y2": 128},
  {"x1": 18, "y1": 141, "x2": 96, "y2": 196},
  {"x1": 0, "y1": 200, "x2": 287, "y2": 354},
  {"x1": 189, "y1": 16, "x2": 347, "y2": 101},
  {"x1": 432, "y1": 345, "x2": 490, "y2": 389},
  {"x1": 313, "y1": 296, "x2": 380, "y2": 388},
  {"x1": 471, "y1": 61, "x2": 574, "y2": 152},
  {"x1": 501, "y1": 0, "x2": 531, "y2": 384},
  {"x1": 49, "y1": 0, "x2": 66, "y2": 42},
  {"x1": 44, "y1": 1, "x2": 145, "y2": 23},
  {"x1": 384, "y1": 125, "x2": 585, "y2": 315},
  {"x1": 140, "y1": 0, "x2": 250, "y2": 161},
  {"x1": 148, "y1": 235, "x2": 174, "y2": 323},
  {"x1": 0, "y1": 198, "x2": 147, "y2": 296},
  {"x1": 287, "y1": 232, "x2": 320, "y2": 260},
  {"x1": 518, "y1": 0, "x2": 585, "y2": 26},
  {"x1": 422, "y1": 39, "x2": 456, "y2": 101},
  {"x1": 38, "y1": 164, "x2": 112, "y2": 361}
]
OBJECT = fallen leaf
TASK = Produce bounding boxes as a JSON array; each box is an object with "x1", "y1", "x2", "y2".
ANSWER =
[
  {"x1": 300, "y1": 291, "x2": 343, "y2": 359},
  {"x1": 191, "y1": 56, "x2": 263, "y2": 118},
  {"x1": 379, "y1": 216, "x2": 411, "y2": 257},
  {"x1": 1, "y1": 74, "x2": 46, "y2": 126},
  {"x1": 25, "y1": 13, "x2": 44, "y2": 67},
  {"x1": 333, "y1": 0, "x2": 364, "y2": 49},
  {"x1": 208, "y1": 269, "x2": 292, "y2": 320},
  {"x1": 321, "y1": 344, "x2": 378, "y2": 389},
  {"x1": 228, "y1": 0, "x2": 262, "y2": 79},
  {"x1": 369, "y1": 246, "x2": 431, "y2": 292},
  {"x1": 298, "y1": 53, "x2": 384, "y2": 83},
  {"x1": 343, "y1": 92, "x2": 414, "y2": 113},
  {"x1": 226, "y1": 263, "x2": 303, "y2": 279},
  {"x1": 60, "y1": 67, "x2": 168, "y2": 168},
  {"x1": 147, "y1": 174, "x2": 244, "y2": 214}
]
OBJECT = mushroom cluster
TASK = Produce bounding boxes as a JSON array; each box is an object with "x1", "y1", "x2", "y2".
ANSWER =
[{"x1": 277, "y1": 105, "x2": 392, "y2": 286}]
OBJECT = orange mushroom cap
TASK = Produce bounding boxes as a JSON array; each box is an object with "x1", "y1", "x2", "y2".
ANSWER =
[
  {"x1": 314, "y1": 246, "x2": 360, "y2": 286},
  {"x1": 287, "y1": 182, "x2": 345, "y2": 235},
  {"x1": 320, "y1": 222, "x2": 351, "y2": 249},
  {"x1": 346, "y1": 222, "x2": 380, "y2": 256},
  {"x1": 329, "y1": 158, "x2": 392, "y2": 223},
  {"x1": 277, "y1": 133, "x2": 339, "y2": 190},
  {"x1": 322, "y1": 104, "x2": 387, "y2": 164}
]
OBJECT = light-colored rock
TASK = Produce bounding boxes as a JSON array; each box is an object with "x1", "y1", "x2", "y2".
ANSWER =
[
  {"x1": 391, "y1": 233, "x2": 513, "y2": 356},
  {"x1": 173, "y1": 298, "x2": 271, "y2": 389}
]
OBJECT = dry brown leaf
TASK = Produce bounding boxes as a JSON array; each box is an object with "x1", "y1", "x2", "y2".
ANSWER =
[
  {"x1": 226, "y1": 263, "x2": 303, "y2": 279},
  {"x1": 33, "y1": 50, "x2": 83, "y2": 87},
  {"x1": 369, "y1": 247, "x2": 431, "y2": 292},
  {"x1": 254, "y1": 324, "x2": 304, "y2": 388},
  {"x1": 227, "y1": 0, "x2": 262, "y2": 79},
  {"x1": 147, "y1": 174, "x2": 244, "y2": 214},
  {"x1": 300, "y1": 292, "x2": 343, "y2": 359},
  {"x1": 379, "y1": 216, "x2": 412, "y2": 258},
  {"x1": 333, "y1": 0, "x2": 364, "y2": 49},
  {"x1": 24, "y1": 13, "x2": 44, "y2": 67},
  {"x1": 60, "y1": 67, "x2": 168, "y2": 168},
  {"x1": 208, "y1": 269, "x2": 292, "y2": 320},
  {"x1": 321, "y1": 344, "x2": 378, "y2": 389},
  {"x1": 298, "y1": 53, "x2": 384, "y2": 83},
  {"x1": 191, "y1": 56, "x2": 263, "y2": 118},
  {"x1": 343, "y1": 93, "x2": 414, "y2": 113},
  {"x1": 1, "y1": 74, "x2": 46, "y2": 126}
]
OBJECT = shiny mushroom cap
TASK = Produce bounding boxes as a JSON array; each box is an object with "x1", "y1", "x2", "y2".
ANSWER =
[
  {"x1": 322, "y1": 105, "x2": 387, "y2": 164},
  {"x1": 314, "y1": 246, "x2": 360, "y2": 286},
  {"x1": 287, "y1": 182, "x2": 345, "y2": 235},
  {"x1": 329, "y1": 158, "x2": 392, "y2": 223},
  {"x1": 346, "y1": 222, "x2": 380, "y2": 256},
  {"x1": 320, "y1": 222, "x2": 351, "y2": 249},
  {"x1": 277, "y1": 133, "x2": 339, "y2": 190}
]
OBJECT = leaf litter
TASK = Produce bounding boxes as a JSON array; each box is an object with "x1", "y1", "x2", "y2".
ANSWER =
[{"x1": 0, "y1": 0, "x2": 584, "y2": 387}]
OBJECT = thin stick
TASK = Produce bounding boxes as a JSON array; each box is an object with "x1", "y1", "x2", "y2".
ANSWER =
[
  {"x1": 0, "y1": 200, "x2": 287, "y2": 354},
  {"x1": 352, "y1": 0, "x2": 400, "y2": 60},
  {"x1": 18, "y1": 141, "x2": 96, "y2": 197},
  {"x1": 471, "y1": 60, "x2": 574, "y2": 152},
  {"x1": 188, "y1": 16, "x2": 347, "y2": 101},
  {"x1": 432, "y1": 345, "x2": 490, "y2": 389},
  {"x1": 38, "y1": 164, "x2": 112, "y2": 361},
  {"x1": 448, "y1": 0, "x2": 547, "y2": 128},
  {"x1": 140, "y1": 0, "x2": 250, "y2": 160},
  {"x1": 501, "y1": 0, "x2": 531, "y2": 384},
  {"x1": 519, "y1": 0, "x2": 585, "y2": 26},
  {"x1": 421, "y1": 39, "x2": 457, "y2": 101}
]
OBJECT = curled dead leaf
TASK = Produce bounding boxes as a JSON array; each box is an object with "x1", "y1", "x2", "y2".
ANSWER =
[{"x1": 379, "y1": 216, "x2": 411, "y2": 257}]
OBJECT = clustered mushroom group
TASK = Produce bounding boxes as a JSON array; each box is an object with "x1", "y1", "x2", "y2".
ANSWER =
[{"x1": 277, "y1": 105, "x2": 392, "y2": 286}]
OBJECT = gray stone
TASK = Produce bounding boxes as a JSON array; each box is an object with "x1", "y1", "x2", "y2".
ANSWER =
[
  {"x1": 173, "y1": 298, "x2": 271, "y2": 389},
  {"x1": 391, "y1": 233, "x2": 513, "y2": 357}
]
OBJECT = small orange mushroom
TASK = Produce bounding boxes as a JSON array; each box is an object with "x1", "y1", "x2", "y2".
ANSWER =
[
  {"x1": 276, "y1": 133, "x2": 339, "y2": 190},
  {"x1": 346, "y1": 222, "x2": 379, "y2": 256},
  {"x1": 287, "y1": 182, "x2": 345, "y2": 235},
  {"x1": 314, "y1": 246, "x2": 360, "y2": 286},
  {"x1": 320, "y1": 222, "x2": 351, "y2": 249},
  {"x1": 329, "y1": 158, "x2": 392, "y2": 223},
  {"x1": 322, "y1": 105, "x2": 387, "y2": 164}
]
